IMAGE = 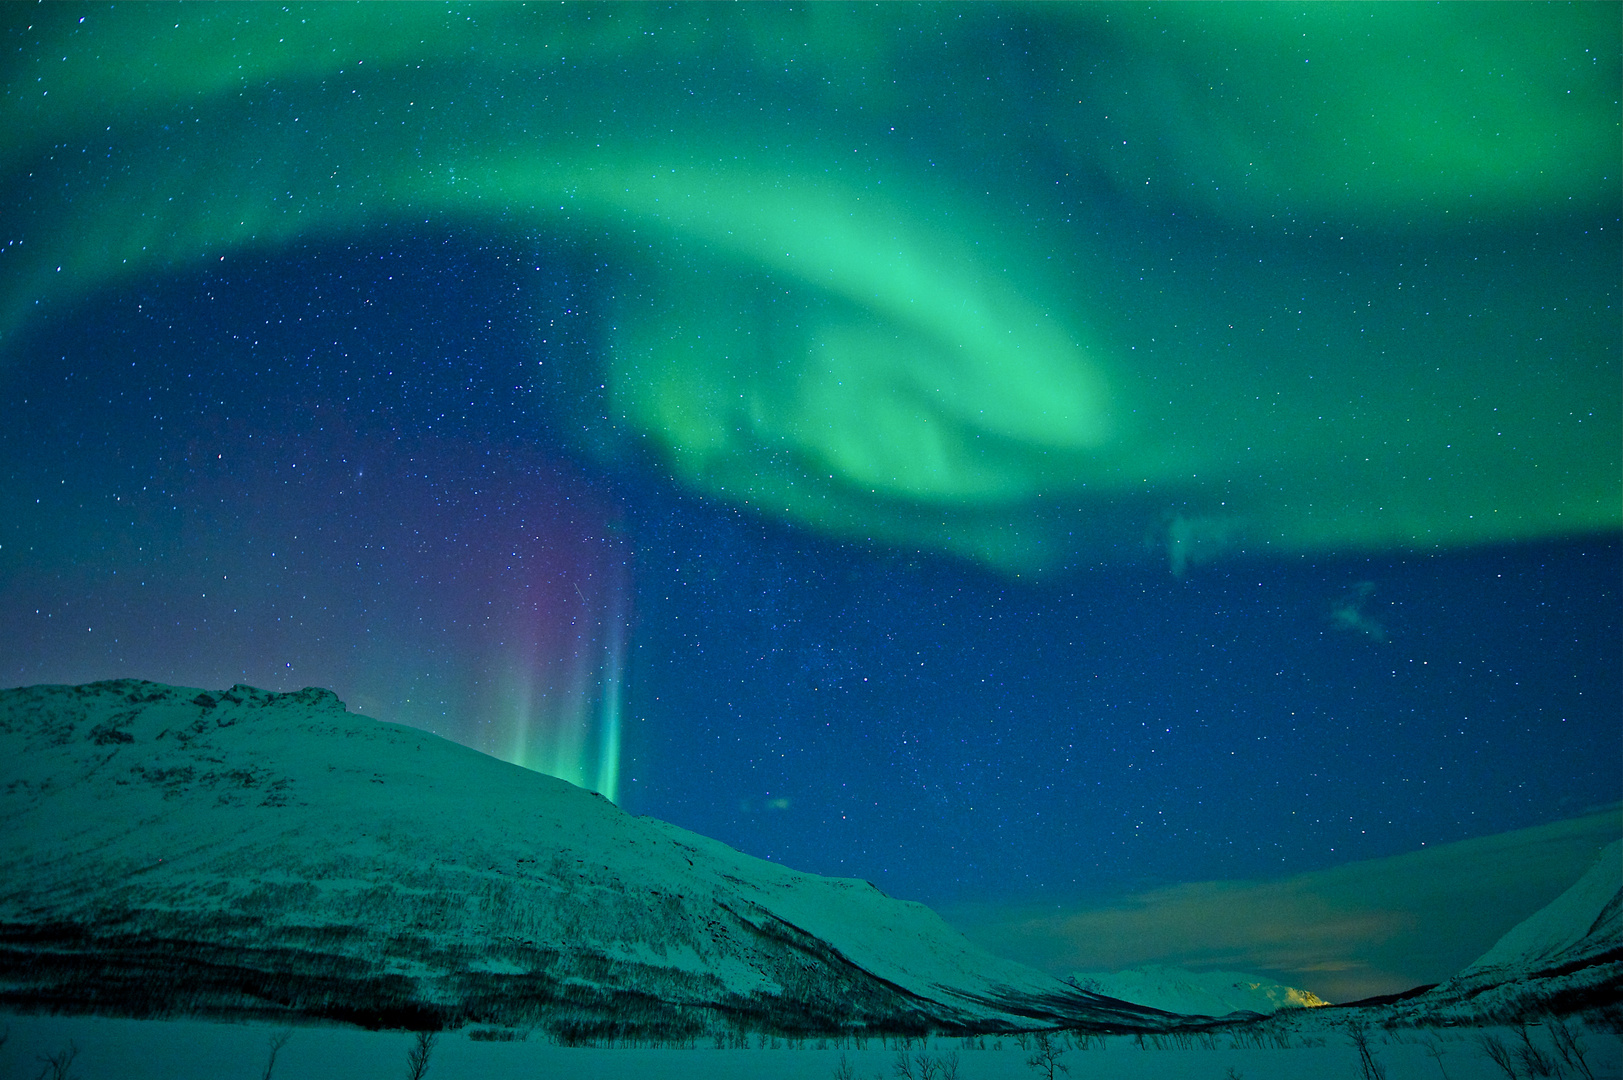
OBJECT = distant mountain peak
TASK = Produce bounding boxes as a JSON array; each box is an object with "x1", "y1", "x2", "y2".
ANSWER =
[{"x1": 1068, "y1": 965, "x2": 1329, "y2": 1018}]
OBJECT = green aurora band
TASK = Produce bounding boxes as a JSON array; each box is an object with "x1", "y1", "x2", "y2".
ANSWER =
[{"x1": 4, "y1": 3, "x2": 1619, "y2": 573}]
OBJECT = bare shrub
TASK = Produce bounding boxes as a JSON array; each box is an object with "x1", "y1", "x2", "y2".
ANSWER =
[
  {"x1": 1513, "y1": 1024, "x2": 1560, "y2": 1078},
  {"x1": 1346, "y1": 1019, "x2": 1388, "y2": 1080},
  {"x1": 899, "y1": 1048, "x2": 960, "y2": 1080},
  {"x1": 1479, "y1": 1033, "x2": 1519, "y2": 1080},
  {"x1": 875, "y1": 1045, "x2": 945, "y2": 1078},
  {"x1": 1025, "y1": 1031, "x2": 1069, "y2": 1079},
  {"x1": 36, "y1": 1041, "x2": 80, "y2": 1080},
  {"x1": 404, "y1": 1030, "x2": 437, "y2": 1080},
  {"x1": 1547, "y1": 1015, "x2": 1594, "y2": 1080},
  {"x1": 261, "y1": 1029, "x2": 292, "y2": 1080},
  {"x1": 1420, "y1": 1033, "x2": 1451, "y2": 1080}
]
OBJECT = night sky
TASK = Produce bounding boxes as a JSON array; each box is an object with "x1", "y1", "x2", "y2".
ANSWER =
[{"x1": 3, "y1": 4, "x2": 1618, "y2": 1002}]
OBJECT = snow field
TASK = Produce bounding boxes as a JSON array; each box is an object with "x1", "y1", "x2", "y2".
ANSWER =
[{"x1": 2, "y1": 1013, "x2": 1618, "y2": 1080}]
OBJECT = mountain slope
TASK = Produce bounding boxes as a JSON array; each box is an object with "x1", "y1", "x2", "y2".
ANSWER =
[
  {"x1": 0, "y1": 679, "x2": 1177, "y2": 1038},
  {"x1": 1464, "y1": 838, "x2": 1622, "y2": 975},
  {"x1": 1384, "y1": 837, "x2": 1623, "y2": 1023}
]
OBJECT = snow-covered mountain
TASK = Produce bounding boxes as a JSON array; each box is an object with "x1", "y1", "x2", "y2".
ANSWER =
[
  {"x1": 1067, "y1": 965, "x2": 1328, "y2": 1018},
  {"x1": 1381, "y1": 837, "x2": 1622, "y2": 1024},
  {"x1": 0, "y1": 680, "x2": 1182, "y2": 1039},
  {"x1": 1464, "y1": 838, "x2": 1622, "y2": 976}
]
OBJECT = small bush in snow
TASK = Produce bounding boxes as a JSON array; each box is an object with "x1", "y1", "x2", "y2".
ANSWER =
[
  {"x1": 404, "y1": 1030, "x2": 437, "y2": 1080},
  {"x1": 1478, "y1": 1033, "x2": 1518, "y2": 1080},
  {"x1": 1512, "y1": 1024, "x2": 1561, "y2": 1079},
  {"x1": 260, "y1": 1029, "x2": 292, "y2": 1080},
  {"x1": 1547, "y1": 1015, "x2": 1595, "y2": 1080},
  {"x1": 1025, "y1": 1031, "x2": 1068, "y2": 1079},
  {"x1": 36, "y1": 1041, "x2": 80, "y2": 1080},
  {"x1": 1345, "y1": 1019, "x2": 1387, "y2": 1080}
]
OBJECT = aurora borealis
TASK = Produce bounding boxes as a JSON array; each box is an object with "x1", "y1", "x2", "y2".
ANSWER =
[{"x1": 2, "y1": 3, "x2": 1619, "y2": 1000}]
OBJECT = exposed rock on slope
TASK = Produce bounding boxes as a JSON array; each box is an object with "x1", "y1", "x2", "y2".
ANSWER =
[{"x1": 0, "y1": 680, "x2": 1178, "y2": 1038}]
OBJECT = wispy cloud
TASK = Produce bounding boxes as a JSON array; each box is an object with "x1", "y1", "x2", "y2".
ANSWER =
[{"x1": 946, "y1": 807, "x2": 1621, "y2": 1004}]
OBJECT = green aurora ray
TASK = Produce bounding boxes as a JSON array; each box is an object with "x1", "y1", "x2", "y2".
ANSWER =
[{"x1": 4, "y1": 3, "x2": 1618, "y2": 573}]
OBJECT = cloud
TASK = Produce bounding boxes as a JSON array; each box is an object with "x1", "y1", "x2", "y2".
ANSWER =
[
  {"x1": 1329, "y1": 581, "x2": 1386, "y2": 642},
  {"x1": 946, "y1": 807, "x2": 1622, "y2": 1004}
]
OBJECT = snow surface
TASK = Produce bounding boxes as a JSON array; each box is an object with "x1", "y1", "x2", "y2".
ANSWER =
[
  {"x1": 1, "y1": 1010, "x2": 1617, "y2": 1080},
  {"x1": 0, "y1": 679, "x2": 1159, "y2": 1035},
  {"x1": 1067, "y1": 965, "x2": 1327, "y2": 1017}
]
